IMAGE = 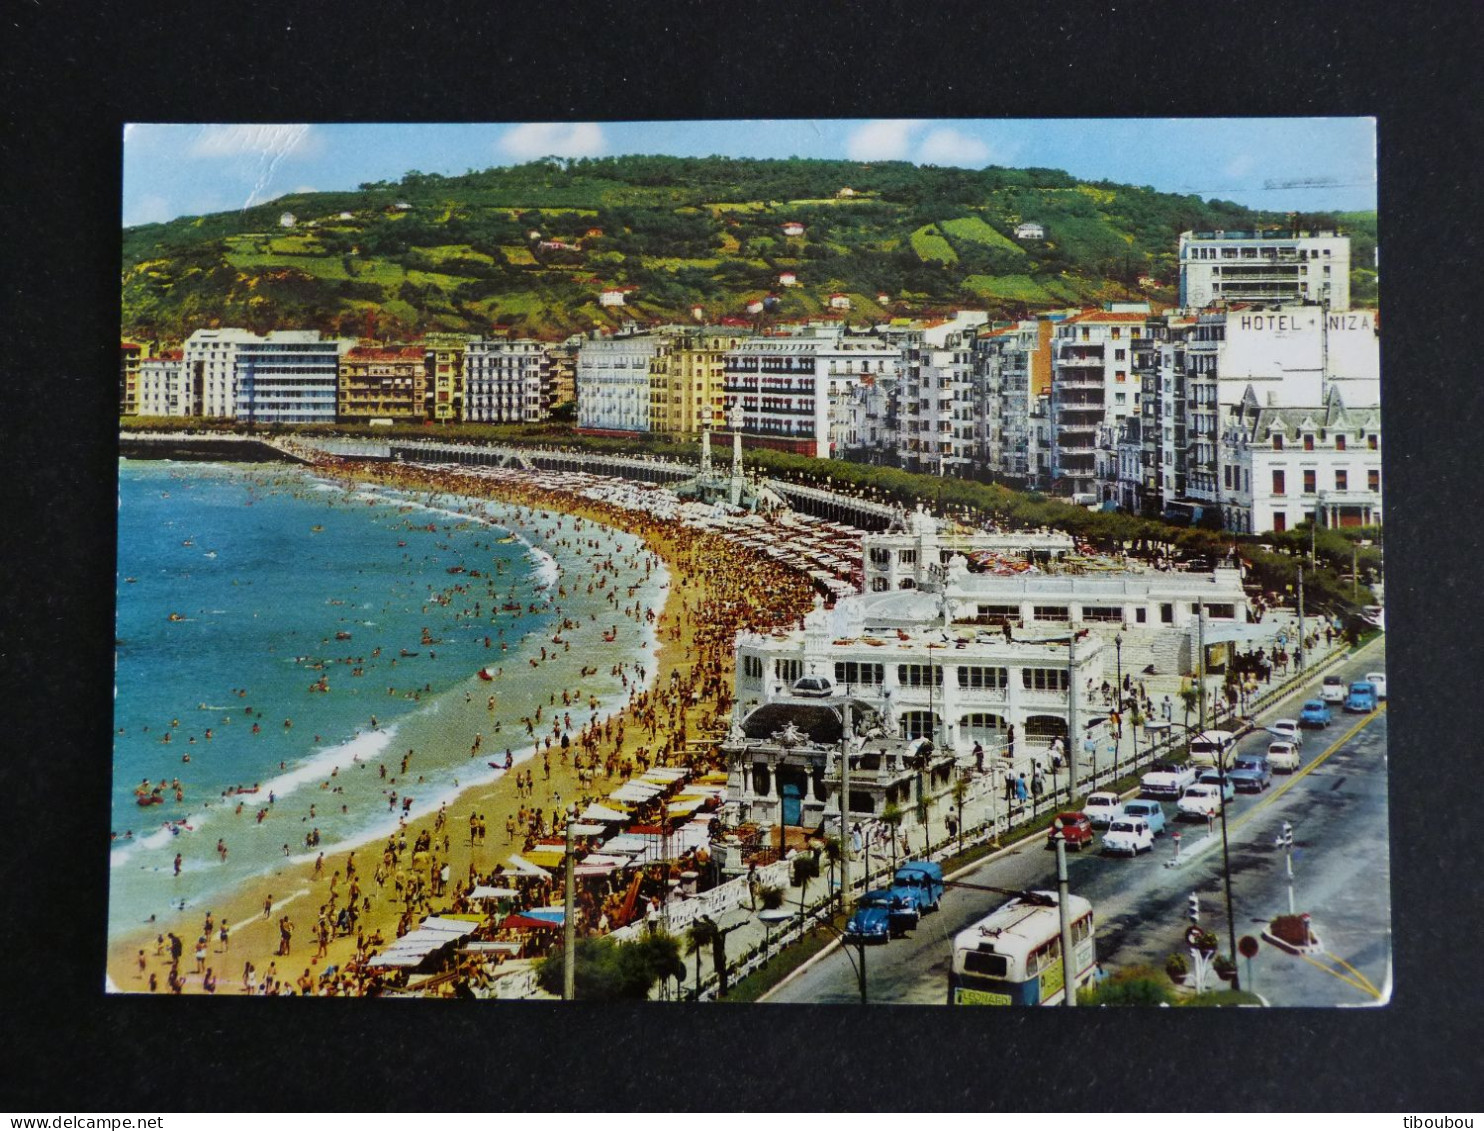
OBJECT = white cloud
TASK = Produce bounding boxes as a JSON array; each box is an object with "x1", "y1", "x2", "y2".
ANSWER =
[
  {"x1": 188, "y1": 124, "x2": 322, "y2": 160},
  {"x1": 499, "y1": 122, "x2": 607, "y2": 161},
  {"x1": 845, "y1": 119, "x2": 920, "y2": 161},
  {"x1": 916, "y1": 127, "x2": 992, "y2": 168},
  {"x1": 1224, "y1": 153, "x2": 1255, "y2": 178}
]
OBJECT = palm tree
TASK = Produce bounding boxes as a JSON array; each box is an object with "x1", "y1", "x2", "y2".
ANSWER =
[
  {"x1": 818, "y1": 835, "x2": 844, "y2": 910},
  {"x1": 685, "y1": 916, "x2": 719, "y2": 1001},
  {"x1": 790, "y1": 853, "x2": 820, "y2": 933},
  {"x1": 951, "y1": 772, "x2": 971, "y2": 856},
  {"x1": 880, "y1": 801, "x2": 904, "y2": 872},
  {"x1": 1178, "y1": 682, "x2": 1200, "y2": 733}
]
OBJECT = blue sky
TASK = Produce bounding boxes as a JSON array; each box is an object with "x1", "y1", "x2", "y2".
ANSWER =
[{"x1": 122, "y1": 118, "x2": 1376, "y2": 228}]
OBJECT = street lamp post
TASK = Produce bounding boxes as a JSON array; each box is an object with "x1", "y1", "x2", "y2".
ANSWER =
[
  {"x1": 1113, "y1": 633, "x2": 1123, "y2": 774},
  {"x1": 1161, "y1": 715, "x2": 1241, "y2": 993},
  {"x1": 1052, "y1": 817, "x2": 1078, "y2": 1008}
]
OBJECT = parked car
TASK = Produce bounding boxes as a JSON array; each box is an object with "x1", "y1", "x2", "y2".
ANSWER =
[
  {"x1": 1270, "y1": 718, "x2": 1302, "y2": 742},
  {"x1": 1045, "y1": 812, "x2": 1096, "y2": 851},
  {"x1": 1177, "y1": 783, "x2": 1228, "y2": 820},
  {"x1": 1120, "y1": 799, "x2": 1166, "y2": 837},
  {"x1": 1345, "y1": 681, "x2": 1378, "y2": 713},
  {"x1": 1083, "y1": 792, "x2": 1123, "y2": 828},
  {"x1": 790, "y1": 674, "x2": 836, "y2": 698},
  {"x1": 1140, "y1": 762, "x2": 1199, "y2": 800},
  {"x1": 1320, "y1": 675, "x2": 1347, "y2": 703},
  {"x1": 1227, "y1": 754, "x2": 1272, "y2": 793},
  {"x1": 890, "y1": 861, "x2": 944, "y2": 918},
  {"x1": 1188, "y1": 730, "x2": 1237, "y2": 769},
  {"x1": 1267, "y1": 740, "x2": 1302, "y2": 773},
  {"x1": 1196, "y1": 771, "x2": 1236, "y2": 803},
  {"x1": 1102, "y1": 817, "x2": 1155, "y2": 856},
  {"x1": 844, "y1": 893, "x2": 897, "y2": 944},
  {"x1": 1298, "y1": 700, "x2": 1332, "y2": 729},
  {"x1": 1366, "y1": 671, "x2": 1388, "y2": 700}
]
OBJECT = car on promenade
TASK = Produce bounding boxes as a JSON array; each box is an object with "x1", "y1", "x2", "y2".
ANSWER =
[
  {"x1": 1267, "y1": 740, "x2": 1302, "y2": 773},
  {"x1": 1366, "y1": 672, "x2": 1388, "y2": 700},
  {"x1": 1045, "y1": 812, "x2": 1096, "y2": 851},
  {"x1": 1102, "y1": 817, "x2": 1155, "y2": 856},
  {"x1": 1140, "y1": 762, "x2": 1198, "y2": 800},
  {"x1": 1345, "y1": 681, "x2": 1378, "y2": 713},
  {"x1": 844, "y1": 893, "x2": 897, "y2": 944},
  {"x1": 1120, "y1": 799, "x2": 1166, "y2": 836},
  {"x1": 1270, "y1": 717, "x2": 1303, "y2": 742},
  {"x1": 1227, "y1": 754, "x2": 1272, "y2": 793},
  {"x1": 1196, "y1": 771, "x2": 1236, "y2": 803},
  {"x1": 1320, "y1": 675, "x2": 1347, "y2": 703},
  {"x1": 1298, "y1": 700, "x2": 1332, "y2": 728},
  {"x1": 1177, "y1": 783, "x2": 1228, "y2": 820},
  {"x1": 1084, "y1": 792, "x2": 1122, "y2": 827}
]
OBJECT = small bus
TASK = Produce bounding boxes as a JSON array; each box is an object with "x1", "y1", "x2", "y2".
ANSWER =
[
  {"x1": 948, "y1": 891, "x2": 1096, "y2": 1006},
  {"x1": 1187, "y1": 729, "x2": 1237, "y2": 769}
]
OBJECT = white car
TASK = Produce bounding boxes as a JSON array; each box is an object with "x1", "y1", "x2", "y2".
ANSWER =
[
  {"x1": 1269, "y1": 718, "x2": 1301, "y2": 745},
  {"x1": 1366, "y1": 672, "x2": 1387, "y2": 700},
  {"x1": 1177, "y1": 783, "x2": 1227, "y2": 820},
  {"x1": 1102, "y1": 817, "x2": 1155, "y2": 856},
  {"x1": 1320, "y1": 675, "x2": 1347, "y2": 704},
  {"x1": 1267, "y1": 740, "x2": 1301, "y2": 773},
  {"x1": 1083, "y1": 791, "x2": 1122, "y2": 828}
]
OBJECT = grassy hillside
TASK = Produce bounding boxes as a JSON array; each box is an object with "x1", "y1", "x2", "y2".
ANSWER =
[{"x1": 121, "y1": 156, "x2": 1377, "y2": 341}]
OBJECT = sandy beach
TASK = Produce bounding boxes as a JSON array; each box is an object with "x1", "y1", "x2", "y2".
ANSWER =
[{"x1": 106, "y1": 455, "x2": 815, "y2": 995}]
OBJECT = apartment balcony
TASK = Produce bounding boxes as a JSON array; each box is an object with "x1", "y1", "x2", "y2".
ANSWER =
[{"x1": 1058, "y1": 352, "x2": 1104, "y2": 366}]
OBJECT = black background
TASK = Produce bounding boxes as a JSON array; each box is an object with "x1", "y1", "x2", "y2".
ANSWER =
[{"x1": 2, "y1": 0, "x2": 1480, "y2": 1112}]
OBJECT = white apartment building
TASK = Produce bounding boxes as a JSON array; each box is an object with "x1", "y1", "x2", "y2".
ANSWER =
[
  {"x1": 575, "y1": 333, "x2": 661, "y2": 434},
  {"x1": 1178, "y1": 228, "x2": 1351, "y2": 311},
  {"x1": 895, "y1": 311, "x2": 989, "y2": 476},
  {"x1": 973, "y1": 317, "x2": 1055, "y2": 487},
  {"x1": 135, "y1": 354, "x2": 187, "y2": 417},
  {"x1": 233, "y1": 331, "x2": 351, "y2": 425},
  {"x1": 464, "y1": 339, "x2": 553, "y2": 424},
  {"x1": 182, "y1": 328, "x2": 262, "y2": 418},
  {"x1": 1051, "y1": 306, "x2": 1151, "y2": 498},
  {"x1": 722, "y1": 328, "x2": 900, "y2": 457}
]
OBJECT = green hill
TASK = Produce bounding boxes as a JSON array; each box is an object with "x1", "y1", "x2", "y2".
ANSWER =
[{"x1": 120, "y1": 156, "x2": 1377, "y2": 341}]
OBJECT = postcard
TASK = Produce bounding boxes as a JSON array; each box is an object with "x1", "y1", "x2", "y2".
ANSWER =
[{"x1": 112, "y1": 119, "x2": 1385, "y2": 1006}]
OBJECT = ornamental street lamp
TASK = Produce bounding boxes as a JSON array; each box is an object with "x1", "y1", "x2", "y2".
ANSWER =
[{"x1": 1158, "y1": 712, "x2": 1241, "y2": 993}]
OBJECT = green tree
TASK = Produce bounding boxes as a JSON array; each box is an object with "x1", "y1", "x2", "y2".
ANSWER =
[
  {"x1": 536, "y1": 932, "x2": 686, "y2": 1001},
  {"x1": 880, "y1": 801, "x2": 904, "y2": 872}
]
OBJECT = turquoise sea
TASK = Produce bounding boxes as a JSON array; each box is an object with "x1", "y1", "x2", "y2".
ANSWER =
[{"x1": 110, "y1": 460, "x2": 667, "y2": 940}]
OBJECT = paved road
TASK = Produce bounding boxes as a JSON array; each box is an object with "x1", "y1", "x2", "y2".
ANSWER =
[{"x1": 768, "y1": 641, "x2": 1390, "y2": 1006}]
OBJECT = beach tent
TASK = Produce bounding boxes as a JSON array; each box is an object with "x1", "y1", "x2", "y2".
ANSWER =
[
  {"x1": 468, "y1": 886, "x2": 520, "y2": 900},
  {"x1": 459, "y1": 941, "x2": 522, "y2": 956},
  {"x1": 504, "y1": 854, "x2": 550, "y2": 877},
  {"x1": 578, "y1": 803, "x2": 632, "y2": 823},
  {"x1": 522, "y1": 847, "x2": 568, "y2": 870},
  {"x1": 419, "y1": 916, "x2": 481, "y2": 936},
  {"x1": 609, "y1": 782, "x2": 664, "y2": 804}
]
